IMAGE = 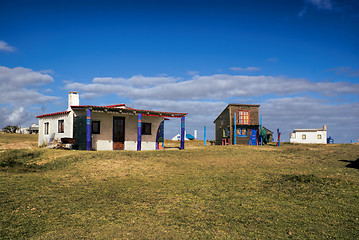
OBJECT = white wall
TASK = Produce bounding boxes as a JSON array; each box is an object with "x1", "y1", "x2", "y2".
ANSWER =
[
  {"x1": 90, "y1": 112, "x2": 164, "y2": 151},
  {"x1": 290, "y1": 130, "x2": 327, "y2": 144},
  {"x1": 38, "y1": 112, "x2": 74, "y2": 146},
  {"x1": 38, "y1": 110, "x2": 165, "y2": 150}
]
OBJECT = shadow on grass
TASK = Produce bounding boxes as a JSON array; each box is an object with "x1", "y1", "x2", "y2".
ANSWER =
[
  {"x1": 339, "y1": 158, "x2": 359, "y2": 170},
  {"x1": 164, "y1": 146, "x2": 181, "y2": 150},
  {"x1": 0, "y1": 149, "x2": 82, "y2": 173}
]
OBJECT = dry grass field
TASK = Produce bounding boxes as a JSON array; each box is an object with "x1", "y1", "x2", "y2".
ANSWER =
[{"x1": 1, "y1": 134, "x2": 359, "y2": 239}]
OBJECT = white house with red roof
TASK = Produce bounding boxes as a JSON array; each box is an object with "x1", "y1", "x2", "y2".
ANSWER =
[{"x1": 37, "y1": 92, "x2": 187, "y2": 151}]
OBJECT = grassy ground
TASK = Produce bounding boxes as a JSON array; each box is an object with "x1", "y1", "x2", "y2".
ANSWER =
[
  {"x1": 0, "y1": 133, "x2": 38, "y2": 149},
  {"x1": 0, "y1": 134, "x2": 358, "y2": 239}
]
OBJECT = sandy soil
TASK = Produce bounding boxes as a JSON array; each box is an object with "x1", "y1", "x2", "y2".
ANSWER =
[{"x1": 0, "y1": 141, "x2": 36, "y2": 149}]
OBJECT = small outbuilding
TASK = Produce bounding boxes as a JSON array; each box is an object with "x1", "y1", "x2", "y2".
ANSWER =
[
  {"x1": 289, "y1": 125, "x2": 327, "y2": 144},
  {"x1": 37, "y1": 92, "x2": 187, "y2": 151}
]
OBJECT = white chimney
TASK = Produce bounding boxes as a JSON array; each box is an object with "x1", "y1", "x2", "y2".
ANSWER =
[
  {"x1": 194, "y1": 130, "x2": 197, "y2": 139},
  {"x1": 68, "y1": 91, "x2": 79, "y2": 110}
]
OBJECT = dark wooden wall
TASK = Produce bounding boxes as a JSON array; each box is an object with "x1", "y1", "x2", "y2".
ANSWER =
[
  {"x1": 214, "y1": 104, "x2": 260, "y2": 145},
  {"x1": 214, "y1": 108, "x2": 230, "y2": 145}
]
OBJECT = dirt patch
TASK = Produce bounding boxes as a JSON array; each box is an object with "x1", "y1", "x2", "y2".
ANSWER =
[{"x1": 0, "y1": 141, "x2": 37, "y2": 149}]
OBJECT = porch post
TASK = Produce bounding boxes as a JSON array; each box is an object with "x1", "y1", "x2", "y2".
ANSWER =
[
  {"x1": 180, "y1": 116, "x2": 185, "y2": 150},
  {"x1": 86, "y1": 109, "x2": 91, "y2": 151},
  {"x1": 137, "y1": 113, "x2": 142, "y2": 151},
  {"x1": 234, "y1": 112, "x2": 237, "y2": 145},
  {"x1": 260, "y1": 115, "x2": 263, "y2": 146},
  {"x1": 204, "y1": 125, "x2": 207, "y2": 146}
]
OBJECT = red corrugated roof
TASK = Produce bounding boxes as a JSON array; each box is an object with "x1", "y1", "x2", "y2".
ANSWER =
[
  {"x1": 104, "y1": 104, "x2": 126, "y2": 108},
  {"x1": 71, "y1": 105, "x2": 187, "y2": 118},
  {"x1": 38, "y1": 104, "x2": 187, "y2": 119},
  {"x1": 71, "y1": 105, "x2": 132, "y2": 110},
  {"x1": 36, "y1": 111, "x2": 70, "y2": 118}
]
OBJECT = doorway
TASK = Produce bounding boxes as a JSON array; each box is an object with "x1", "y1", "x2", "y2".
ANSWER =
[{"x1": 113, "y1": 117, "x2": 125, "y2": 150}]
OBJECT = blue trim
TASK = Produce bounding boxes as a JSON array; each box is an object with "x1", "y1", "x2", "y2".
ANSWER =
[
  {"x1": 137, "y1": 114, "x2": 142, "y2": 151},
  {"x1": 86, "y1": 109, "x2": 91, "y2": 151},
  {"x1": 180, "y1": 116, "x2": 185, "y2": 150},
  {"x1": 204, "y1": 125, "x2": 206, "y2": 146},
  {"x1": 236, "y1": 127, "x2": 247, "y2": 137},
  {"x1": 234, "y1": 113, "x2": 236, "y2": 145}
]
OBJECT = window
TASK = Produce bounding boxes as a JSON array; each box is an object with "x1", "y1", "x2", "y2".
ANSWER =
[
  {"x1": 317, "y1": 134, "x2": 322, "y2": 139},
  {"x1": 44, "y1": 122, "x2": 49, "y2": 135},
  {"x1": 222, "y1": 128, "x2": 230, "y2": 137},
  {"x1": 236, "y1": 128, "x2": 247, "y2": 137},
  {"x1": 302, "y1": 134, "x2": 306, "y2": 140},
  {"x1": 92, "y1": 121, "x2": 100, "y2": 134},
  {"x1": 238, "y1": 110, "x2": 249, "y2": 125},
  {"x1": 58, "y1": 120, "x2": 64, "y2": 133},
  {"x1": 142, "y1": 123, "x2": 151, "y2": 135}
]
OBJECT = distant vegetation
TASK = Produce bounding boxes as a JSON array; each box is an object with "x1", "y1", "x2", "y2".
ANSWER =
[
  {"x1": 1, "y1": 125, "x2": 19, "y2": 133},
  {"x1": 0, "y1": 135, "x2": 358, "y2": 239}
]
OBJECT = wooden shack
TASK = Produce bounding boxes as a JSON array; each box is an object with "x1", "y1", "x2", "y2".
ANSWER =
[{"x1": 213, "y1": 104, "x2": 261, "y2": 145}]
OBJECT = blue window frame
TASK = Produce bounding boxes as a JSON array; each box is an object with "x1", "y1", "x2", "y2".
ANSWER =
[{"x1": 236, "y1": 128, "x2": 247, "y2": 137}]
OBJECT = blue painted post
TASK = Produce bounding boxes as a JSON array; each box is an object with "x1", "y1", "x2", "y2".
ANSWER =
[
  {"x1": 162, "y1": 121, "x2": 164, "y2": 149},
  {"x1": 204, "y1": 125, "x2": 207, "y2": 146},
  {"x1": 278, "y1": 132, "x2": 281, "y2": 146},
  {"x1": 137, "y1": 113, "x2": 142, "y2": 151},
  {"x1": 180, "y1": 116, "x2": 185, "y2": 150},
  {"x1": 234, "y1": 112, "x2": 236, "y2": 145},
  {"x1": 260, "y1": 115, "x2": 263, "y2": 146},
  {"x1": 86, "y1": 109, "x2": 91, "y2": 151},
  {"x1": 277, "y1": 128, "x2": 280, "y2": 146}
]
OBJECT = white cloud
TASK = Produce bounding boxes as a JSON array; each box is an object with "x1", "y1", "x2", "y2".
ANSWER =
[
  {"x1": 0, "y1": 40, "x2": 16, "y2": 52},
  {"x1": 260, "y1": 97, "x2": 359, "y2": 143},
  {"x1": 0, "y1": 66, "x2": 58, "y2": 106},
  {"x1": 0, "y1": 66, "x2": 53, "y2": 87},
  {"x1": 126, "y1": 96, "x2": 359, "y2": 143},
  {"x1": 0, "y1": 66, "x2": 59, "y2": 127},
  {"x1": 64, "y1": 73, "x2": 359, "y2": 142},
  {"x1": 306, "y1": 0, "x2": 333, "y2": 10},
  {"x1": 66, "y1": 74, "x2": 359, "y2": 101},
  {"x1": 130, "y1": 99, "x2": 226, "y2": 140},
  {"x1": 93, "y1": 75, "x2": 179, "y2": 88},
  {"x1": 0, "y1": 106, "x2": 35, "y2": 127},
  {"x1": 230, "y1": 67, "x2": 261, "y2": 72}
]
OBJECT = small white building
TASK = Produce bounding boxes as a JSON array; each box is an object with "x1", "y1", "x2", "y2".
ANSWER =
[
  {"x1": 171, "y1": 131, "x2": 195, "y2": 141},
  {"x1": 290, "y1": 125, "x2": 327, "y2": 144},
  {"x1": 16, "y1": 127, "x2": 29, "y2": 134},
  {"x1": 29, "y1": 123, "x2": 39, "y2": 134},
  {"x1": 15, "y1": 123, "x2": 39, "y2": 134},
  {"x1": 37, "y1": 92, "x2": 187, "y2": 151}
]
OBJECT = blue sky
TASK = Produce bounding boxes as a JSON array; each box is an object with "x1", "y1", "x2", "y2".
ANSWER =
[{"x1": 0, "y1": 0, "x2": 358, "y2": 143}]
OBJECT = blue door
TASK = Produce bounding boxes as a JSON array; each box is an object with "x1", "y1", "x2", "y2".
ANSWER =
[{"x1": 249, "y1": 129, "x2": 257, "y2": 145}]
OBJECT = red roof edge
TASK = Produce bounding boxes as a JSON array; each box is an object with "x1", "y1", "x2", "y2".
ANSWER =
[
  {"x1": 104, "y1": 104, "x2": 126, "y2": 108},
  {"x1": 36, "y1": 111, "x2": 70, "y2": 118},
  {"x1": 70, "y1": 105, "x2": 187, "y2": 117}
]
